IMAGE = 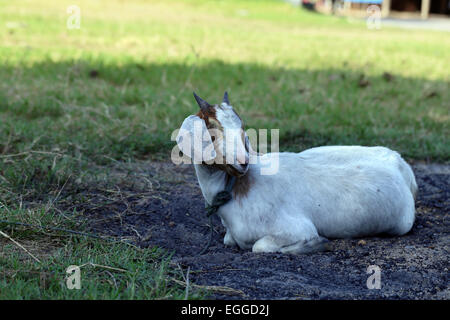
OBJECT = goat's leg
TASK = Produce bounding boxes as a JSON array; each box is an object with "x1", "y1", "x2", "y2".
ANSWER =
[
  {"x1": 220, "y1": 217, "x2": 237, "y2": 247},
  {"x1": 252, "y1": 217, "x2": 331, "y2": 254},
  {"x1": 252, "y1": 235, "x2": 281, "y2": 253},
  {"x1": 224, "y1": 229, "x2": 237, "y2": 247},
  {"x1": 252, "y1": 234, "x2": 330, "y2": 254}
]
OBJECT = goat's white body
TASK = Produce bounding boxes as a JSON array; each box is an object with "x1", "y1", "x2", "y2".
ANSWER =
[{"x1": 194, "y1": 146, "x2": 417, "y2": 254}]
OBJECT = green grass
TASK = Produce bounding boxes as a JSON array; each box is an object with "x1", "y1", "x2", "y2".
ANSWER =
[
  {"x1": 0, "y1": 0, "x2": 449, "y2": 299},
  {"x1": 1, "y1": 0, "x2": 449, "y2": 163},
  {"x1": 0, "y1": 206, "x2": 202, "y2": 299},
  {"x1": 1, "y1": 233, "x2": 187, "y2": 299},
  {"x1": 0, "y1": 158, "x2": 204, "y2": 299}
]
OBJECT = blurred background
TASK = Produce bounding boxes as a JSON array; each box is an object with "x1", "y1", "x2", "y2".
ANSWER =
[{"x1": 1, "y1": 0, "x2": 448, "y2": 165}]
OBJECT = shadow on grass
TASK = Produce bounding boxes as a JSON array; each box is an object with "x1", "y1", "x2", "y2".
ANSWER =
[{"x1": 0, "y1": 59, "x2": 448, "y2": 164}]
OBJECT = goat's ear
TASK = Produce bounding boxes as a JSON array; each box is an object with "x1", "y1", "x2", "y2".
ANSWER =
[
  {"x1": 222, "y1": 91, "x2": 230, "y2": 105},
  {"x1": 176, "y1": 115, "x2": 216, "y2": 163},
  {"x1": 193, "y1": 92, "x2": 211, "y2": 111}
]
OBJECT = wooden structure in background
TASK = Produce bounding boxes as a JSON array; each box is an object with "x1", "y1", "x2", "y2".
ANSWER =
[
  {"x1": 383, "y1": 0, "x2": 450, "y2": 18},
  {"x1": 316, "y1": 0, "x2": 450, "y2": 19}
]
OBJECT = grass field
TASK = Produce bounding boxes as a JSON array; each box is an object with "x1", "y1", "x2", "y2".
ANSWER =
[{"x1": 0, "y1": 0, "x2": 449, "y2": 299}]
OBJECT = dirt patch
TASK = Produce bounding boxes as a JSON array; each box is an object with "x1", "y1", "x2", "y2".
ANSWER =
[{"x1": 71, "y1": 162, "x2": 449, "y2": 299}]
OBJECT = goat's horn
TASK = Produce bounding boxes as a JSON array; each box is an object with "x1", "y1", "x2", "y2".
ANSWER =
[
  {"x1": 223, "y1": 91, "x2": 230, "y2": 105},
  {"x1": 193, "y1": 92, "x2": 211, "y2": 111}
]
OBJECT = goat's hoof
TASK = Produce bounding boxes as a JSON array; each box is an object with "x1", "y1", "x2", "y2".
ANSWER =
[{"x1": 304, "y1": 236, "x2": 332, "y2": 253}]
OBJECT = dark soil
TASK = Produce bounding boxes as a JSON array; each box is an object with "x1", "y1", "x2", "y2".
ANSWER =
[{"x1": 76, "y1": 162, "x2": 449, "y2": 299}]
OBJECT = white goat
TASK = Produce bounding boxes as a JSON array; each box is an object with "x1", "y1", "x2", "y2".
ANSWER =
[{"x1": 175, "y1": 92, "x2": 417, "y2": 254}]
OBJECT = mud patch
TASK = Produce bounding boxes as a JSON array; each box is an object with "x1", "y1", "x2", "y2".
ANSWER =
[{"x1": 70, "y1": 162, "x2": 449, "y2": 299}]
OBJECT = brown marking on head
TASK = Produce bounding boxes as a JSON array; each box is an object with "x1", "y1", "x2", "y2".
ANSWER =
[{"x1": 195, "y1": 107, "x2": 216, "y2": 128}]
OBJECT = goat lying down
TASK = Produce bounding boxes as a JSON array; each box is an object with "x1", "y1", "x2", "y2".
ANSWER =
[{"x1": 175, "y1": 92, "x2": 417, "y2": 254}]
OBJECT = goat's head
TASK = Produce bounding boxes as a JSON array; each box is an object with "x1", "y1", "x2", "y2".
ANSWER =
[{"x1": 176, "y1": 92, "x2": 250, "y2": 177}]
